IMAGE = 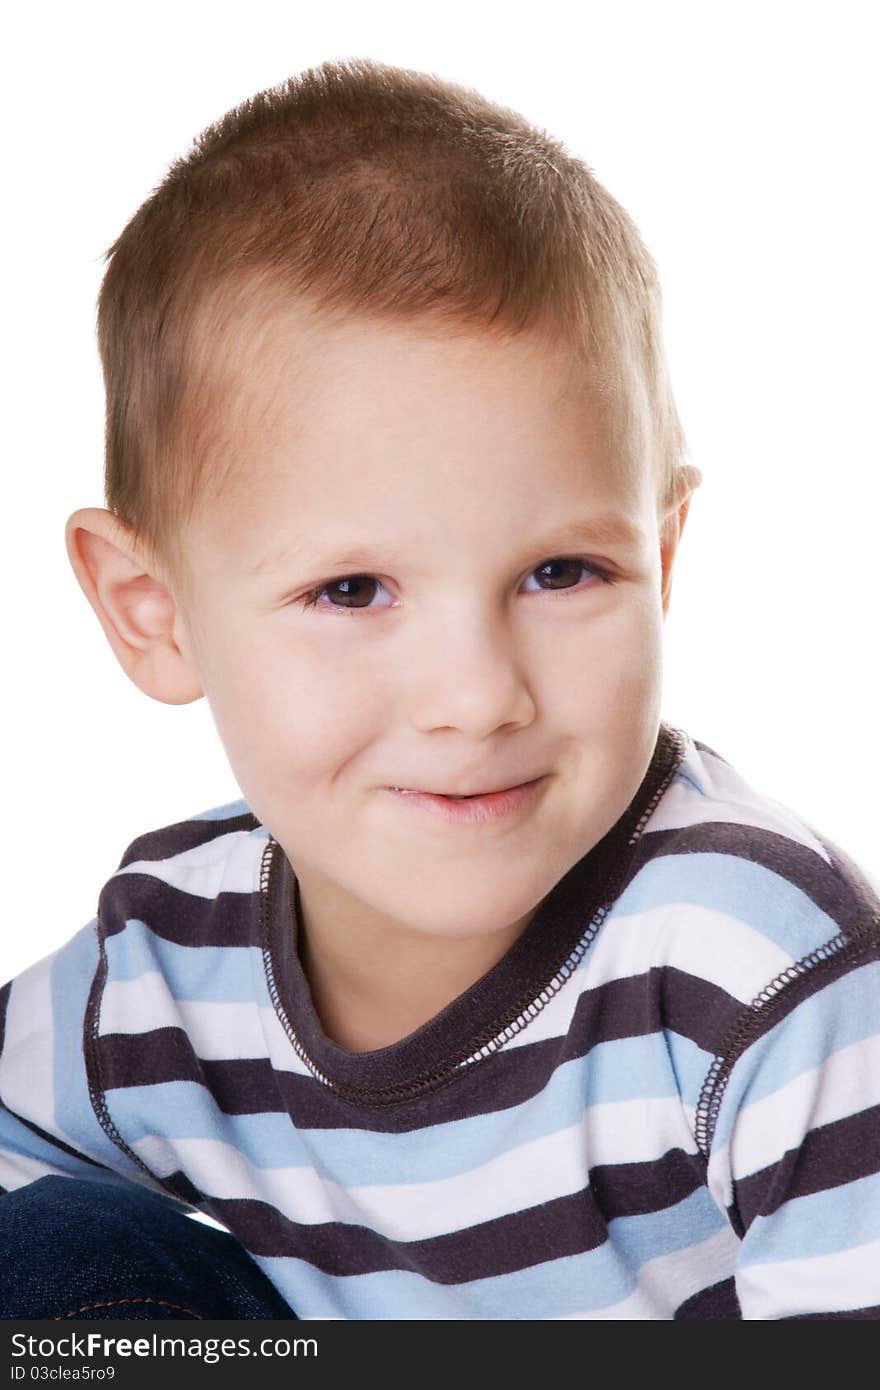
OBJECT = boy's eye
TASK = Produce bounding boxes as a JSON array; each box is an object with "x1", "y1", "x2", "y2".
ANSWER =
[
  {"x1": 523, "y1": 557, "x2": 610, "y2": 594},
  {"x1": 299, "y1": 557, "x2": 613, "y2": 613},
  {"x1": 301, "y1": 575, "x2": 386, "y2": 611}
]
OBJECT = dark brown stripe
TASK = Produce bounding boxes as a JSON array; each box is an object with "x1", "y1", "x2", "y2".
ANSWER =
[
  {"x1": 116, "y1": 812, "x2": 260, "y2": 868},
  {"x1": 632, "y1": 822, "x2": 879, "y2": 940},
  {"x1": 200, "y1": 1058, "x2": 287, "y2": 1115},
  {"x1": 588, "y1": 1147, "x2": 705, "y2": 1221},
  {"x1": 734, "y1": 1103, "x2": 880, "y2": 1228},
  {"x1": 0, "y1": 980, "x2": 10, "y2": 1057},
  {"x1": 97, "y1": 1027, "x2": 204, "y2": 1089},
  {"x1": 698, "y1": 945, "x2": 880, "y2": 1159},
  {"x1": 85, "y1": 910, "x2": 162, "y2": 1190},
  {"x1": 289, "y1": 956, "x2": 734, "y2": 1124},
  {"x1": 161, "y1": 1152, "x2": 707, "y2": 1278},
  {"x1": 207, "y1": 1185, "x2": 612, "y2": 1277},
  {"x1": 674, "y1": 1277, "x2": 741, "y2": 1319},
  {"x1": 91, "y1": 965, "x2": 737, "y2": 1133},
  {"x1": 97, "y1": 873, "x2": 261, "y2": 946},
  {"x1": 96, "y1": 1030, "x2": 288, "y2": 1118},
  {"x1": 160, "y1": 1169, "x2": 205, "y2": 1209},
  {"x1": 659, "y1": 966, "x2": 745, "y2": 1057}
]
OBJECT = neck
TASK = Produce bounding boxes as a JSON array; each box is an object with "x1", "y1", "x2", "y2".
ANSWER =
[{"x1": 294, "y1": 880, "x2": 536, "y2": 1054}]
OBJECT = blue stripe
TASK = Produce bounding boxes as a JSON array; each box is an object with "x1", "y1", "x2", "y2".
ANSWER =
[
  {"x1": 0, "y1": 1107, "x2": 99, "y2": 1175},
  {"x1": 608, "y1": 1183, "x2": 727, "y2": 1264},
  {"x1": 50, "y1": 926, "x2": 144, "y2": 1175},
  {"x1": 257, "y1": 1237, "x2": 639, "y2": 1319},
  {"x1": 106, "y1": 1032, "x2": 696, "y2": 1185},
  {"x1": 108, "y1": 1083, "x2": 320, "y2": 1169},
  {"x1": 712, "y1": 961, "x2": 880, "y2": 1149},
  {"x1": 673, "y1": 765, "x2": 705, "y2": 796},
  {"x1": 739, "y1": 1169, "x2": 880, "y2": 1266},
  {"x1": 616, "y1": 854, "x2": 839, "y2": 960},
  {"x1": 0, "y1": 1110, "x2": 146, "y2": 1197},
  {"x1": 663, "y1": 1030, "x2": 717, "y2": 1111},
  {"x1": 104, "y1": 921, "x2": 269, "y2": 1003},
  {"x1": 255, "y1": 1188, "x2": 726, "y2": 1319}
]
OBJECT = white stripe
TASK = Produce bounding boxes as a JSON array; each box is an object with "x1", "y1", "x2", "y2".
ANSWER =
[
  {"x1": 654, "y1": 749, "x2": 833, "y2": 864},
  {"x1": 498, "y1": 900, "x2": 795, "y2": 1058},
  {"x1": 101, "y1": 974, "x2": 264, "y2": 1060},
  {"x1": 738, "y1": 1233, "x2": 880, "y2": 1317},
  {"x1": 99, "y1": 903, "x2": 788, "y2": 1066},
  {"x1": 556, "y1": 1224, "x2": 741, "y2": 1319},
  {"x1": 98, "y1": 971, "x2": 311, "y2": 1074},
  {"x1": 130, "y1": 1096, "x2": 696, "y2": 1241},
  {"x1": 582, "y1": 1095, "x2": 698, "y2": 1168},
  {"x1": 258, "y1": 1007, "x2": 314, "y2": 1077},
  {"x1": 113, "y1": 829, "x2": 263, "y2": 899},
  {"x1": 0, "y1": 1146, "x2": 67, "y2": 1192},
  {"x1": 100, "y1": 971, "x2": 180, "y2": 1037},
  {"x1": 709, "y1": 1032, "x2": 880, "y2": 1196},
  {"x1": 583, "y1": 902, "x2": 795, "y2": 1003},
  {"x1": 1, "y1": 958, "x2": 56, "y2": 1132}
]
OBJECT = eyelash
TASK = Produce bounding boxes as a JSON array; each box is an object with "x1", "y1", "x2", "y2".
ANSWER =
[{"x1": 298, "y1": 557, "x2": 616, "y2": 614}]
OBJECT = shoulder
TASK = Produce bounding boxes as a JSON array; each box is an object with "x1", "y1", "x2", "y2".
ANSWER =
[
  {"x1": 635, "y1": 726, "x2": 880, "y2": 967},
  {"x1": 97, "y1": 796, "x2": 274, "y2": 950},
  {"x1": 114, "y1": 795, "x2": 265, "y2": 869},
  {"x1": 607, "y1": 728, "x2": 880, "y2": 1160},
  {"x1": 610, "y1": 727, "x2": 880, "y2": 1090}
]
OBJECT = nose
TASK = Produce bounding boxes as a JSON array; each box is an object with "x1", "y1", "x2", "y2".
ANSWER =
[{"x1": 406, "y1": 609, "x2": 537, "y2": 738}]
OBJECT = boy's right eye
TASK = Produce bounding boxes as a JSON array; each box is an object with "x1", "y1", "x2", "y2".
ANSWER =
[{"x1": 300, "y1": 575, "x2": 387, "y2": 613}]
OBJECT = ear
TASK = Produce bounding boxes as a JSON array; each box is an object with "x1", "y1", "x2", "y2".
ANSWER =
[
  {"x1": 659, "y1": 464, "x2": 702, "y2": 617},
  {"x1": 65, "y1": 507, "x2": 204, "y2": 705}
]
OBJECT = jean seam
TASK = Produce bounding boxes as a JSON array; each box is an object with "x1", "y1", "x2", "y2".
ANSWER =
[{"x1": 54, "y1": 1296, "x2": 203, "y2": 1320}]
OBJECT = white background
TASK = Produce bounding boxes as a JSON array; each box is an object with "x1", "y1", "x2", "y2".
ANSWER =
[{"x1": 3, "y1": 1, "x2": 877, "y2": 977}]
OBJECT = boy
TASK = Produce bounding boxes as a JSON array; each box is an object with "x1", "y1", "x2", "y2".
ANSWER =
[{"x1": 1, "y1": 58, "x2": 879, "y2": 1321}]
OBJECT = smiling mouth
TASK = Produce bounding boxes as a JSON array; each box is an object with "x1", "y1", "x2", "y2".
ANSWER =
[
  {"x1": 388, "y1": 779, "x2": 541, "y2": 798},
  {"x1": 384, "y1": 777, "x2": 548, "y2": 823},
  {"x1": 390, "y1": 786, "x2": 525, "y2": 798}
]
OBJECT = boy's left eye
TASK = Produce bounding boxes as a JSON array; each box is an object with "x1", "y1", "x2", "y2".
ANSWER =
[
  {"x1": 297, "y1": 556, "x2": 614, "y2": 614},
  {"x1": 523, "y1": 557, "x2": 612, "y2": 594}
]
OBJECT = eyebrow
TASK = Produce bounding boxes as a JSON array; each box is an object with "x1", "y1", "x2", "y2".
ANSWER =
[{"x1": 248, "y1": 514, "x2": 644, "y2": 576}]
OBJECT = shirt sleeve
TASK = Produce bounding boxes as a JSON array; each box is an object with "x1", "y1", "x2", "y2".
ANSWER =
[
  {"x1": 0, "y1": 921, "x2": 163, "y2": 1199},
  {"x1": 705, "y1": 941, "x2": 880, "y2": 1319}
]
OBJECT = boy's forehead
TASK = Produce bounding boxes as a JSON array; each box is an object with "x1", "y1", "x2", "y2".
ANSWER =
[
  {"x1": 202, "y1": 286, "x2": 636, "y2": 440},
  {"x1": 209, "y1": 294, "x2": 593, "y2": 416},
  {"x1": 190, "y1": 294, "x2": 655, "y2": 563}
]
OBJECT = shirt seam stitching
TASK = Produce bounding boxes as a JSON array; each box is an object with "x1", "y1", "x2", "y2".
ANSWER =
[{"x1": 693, "y1": 915, "x2": 880, "y2": 1159}]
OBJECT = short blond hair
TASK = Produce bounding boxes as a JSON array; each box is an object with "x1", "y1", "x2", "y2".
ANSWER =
[{"x1": 97, "y1": 57, "x2": 690, "y2": 580}]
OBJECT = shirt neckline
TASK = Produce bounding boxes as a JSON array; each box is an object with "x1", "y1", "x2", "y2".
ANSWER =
[{"x1": 260, "y1": 721, "x2": 685, "y2": 1105}]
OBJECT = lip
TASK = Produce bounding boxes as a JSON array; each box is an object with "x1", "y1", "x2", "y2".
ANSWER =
[{"x1": 385, "y1": 777, "x2": 548, "y2": 825}]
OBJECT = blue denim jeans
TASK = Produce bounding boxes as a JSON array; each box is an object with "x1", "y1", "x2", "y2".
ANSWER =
[{"x1": 0, "y1": 1176, "x2": 297, "y2": 1320}]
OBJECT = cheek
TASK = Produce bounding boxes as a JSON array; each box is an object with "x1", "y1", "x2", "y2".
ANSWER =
[
  {"x1": 201, "y1": 628, "x2": 384, "y2": 787},
  {"x1": 541, "y1": 596, "x2": 663, "y2": 722},
  {"x1": 608, "y1": 603, "x2": 664, "y2": 706}
]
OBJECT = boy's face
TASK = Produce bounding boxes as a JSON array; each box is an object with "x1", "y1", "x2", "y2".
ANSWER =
[{"x1": 171, "y1": 308, "x2": 680, "y2": 957}]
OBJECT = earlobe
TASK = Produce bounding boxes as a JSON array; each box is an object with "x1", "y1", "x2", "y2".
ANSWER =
[{"x1": 64, "y1": 507, "x2": 204, "y2": 705}]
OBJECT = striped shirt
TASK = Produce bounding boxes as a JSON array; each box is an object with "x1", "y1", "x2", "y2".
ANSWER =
[{"x1": 2, "y1": 721, "x2": 879, "y2": 1319}]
